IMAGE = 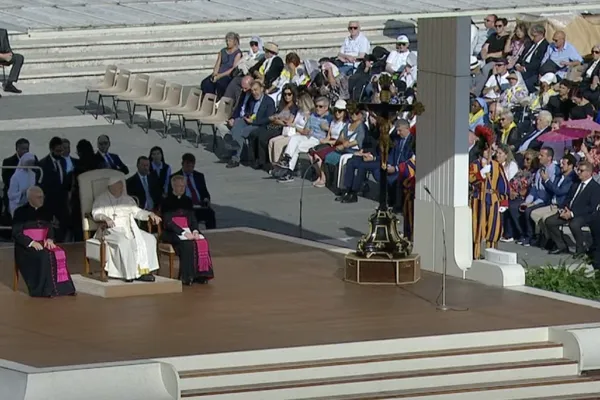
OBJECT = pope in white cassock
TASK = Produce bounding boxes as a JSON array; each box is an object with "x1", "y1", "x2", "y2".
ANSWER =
[{"x1": 91, "y1": 176, "x2": 162, "y2": 282}]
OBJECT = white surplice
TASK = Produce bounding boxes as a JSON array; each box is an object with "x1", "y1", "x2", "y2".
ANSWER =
[{"x1": 91, "y1": 191, "x2": 159, "y2": 280}]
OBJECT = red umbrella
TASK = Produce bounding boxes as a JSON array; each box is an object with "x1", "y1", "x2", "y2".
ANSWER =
[
  {"x1": 562, "y1": 118, "x2": 600, "y2": 132},
  {"x1": 538, "y1": 130, "x2": 575, "y2": 142}
]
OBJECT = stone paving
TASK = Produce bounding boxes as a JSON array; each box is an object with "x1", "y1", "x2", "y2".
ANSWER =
[{"x1": 0, "y1": 87, "x2": 575, "y2": 267}]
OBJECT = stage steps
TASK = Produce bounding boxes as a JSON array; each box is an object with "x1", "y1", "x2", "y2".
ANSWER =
[
  {"x1": 5, "y1": 19, "x2": 414, "y2": 85},
  {"x1": 161, "y1": 329, "x2": 600, "y2": 399}
]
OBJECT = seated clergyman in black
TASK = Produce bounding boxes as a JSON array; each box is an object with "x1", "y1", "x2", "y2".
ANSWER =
[{"x1": 12, "y1": 186, "x2": 76, "y2": 297}]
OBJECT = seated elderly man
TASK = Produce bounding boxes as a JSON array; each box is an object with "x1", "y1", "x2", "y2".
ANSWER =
[
  {"x1": 12, "y1": 186, "x2": 76, "y2": 297},
  {"x1": 337, "y1": 21, "x2": 370, "y2": 75},
  {"x1": 91, "y1": 176, "x2": 162, "y2": 283}
]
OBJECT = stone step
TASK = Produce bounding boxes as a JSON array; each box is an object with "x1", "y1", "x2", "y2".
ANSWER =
[{"x1": 18, "y1": 35, "x2": 397, "y2": 71}]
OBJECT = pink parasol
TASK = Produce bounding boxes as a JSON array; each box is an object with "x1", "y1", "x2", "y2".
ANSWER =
[
  {"x1": 553, "y1": 126, "x2": 589, "y2": 139},
  {"x1": 538, "y1": 130, "x2": 575, "y2": 142},
  {"x1": 562, "y1": 118, "x2": 600, "y2": 132}
]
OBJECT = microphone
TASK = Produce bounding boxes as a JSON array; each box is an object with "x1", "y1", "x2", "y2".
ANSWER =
[{"x1": 423, "y1": 184, "x2": 459, "y2": 312}]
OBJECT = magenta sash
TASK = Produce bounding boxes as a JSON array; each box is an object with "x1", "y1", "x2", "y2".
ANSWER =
[
  {"x1": 171, "y1": 216, "x2": 212, "y2": 272},
  {"x1": 23, "y1": 228, "x2": 69, "y2": 283}
]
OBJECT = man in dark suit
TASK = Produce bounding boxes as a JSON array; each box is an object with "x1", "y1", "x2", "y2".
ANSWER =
[
  {"x1": 39, "y1": 137, "x2": 70, "y2": 242},
  {"x1": 515, "y1": 24, "x2": 549, "y2": 93},
  {"x1": 94, "y1": 134, "x2": 129, "y2": 175},
  {"x1": 514, "y1": 110, "x2": 552, "y2": 166},
  {"x1": 171, "y1": 153, "x2": 216, "y2": 229},
  {"x1": 225, "y1": 80, "x2": 276, "y2": 168},
  {"x1": 338, "y1": 119, "x2": 414, "y2": 204},
  {"x1": 543, "y1": 160, "x2": 600, "y2": 257},
  {"x1": 126, "y1": 156, "x2": 162, "y2": 212},
  {"x1": 0, "y1": 28, "x2": 24, "y2": 94},
  {"x1": 2, "y1": 138, "x2": 31, "y2": 215}
]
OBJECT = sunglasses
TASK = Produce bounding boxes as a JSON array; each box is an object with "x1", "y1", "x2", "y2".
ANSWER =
[
  {"x1": 593, "y1": 50, "x2": 600, "y2": 54},
  {"x1": 250, "y1": 41, "x2": 258, "y2": 46},
  {"x1": 495, "y1": 24, "x2": 504, "y2": 28},
  {"x1": 316, "y1": 104, "x2": 327, "y2": 109},
  {"x1": 348, "y1": 26, "x2": 358, "y2": 30},
  {"x1": 334, "y1": 108, "x2": 344, "y2": 113},
  {"x1": 283, "y1": 92, "x2": 293, "y2": 96},
  {"x1": 397, "y1": 42, "x2": 408, "y2": 46}
]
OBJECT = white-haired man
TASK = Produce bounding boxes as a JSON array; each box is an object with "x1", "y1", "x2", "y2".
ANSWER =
[{"x1": 91, "y1": 176, "x2": 162, "y2": 282}]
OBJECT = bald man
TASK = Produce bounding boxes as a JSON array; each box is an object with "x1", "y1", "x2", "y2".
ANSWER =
[
  {"x1": 12, "y1": 186, "x2": 77, "y2": 297},
  {"x1": 227, "y1": 75, "x2": 255, "y2": 127},
  {"x1": 540, "y1": 30, "x2": 582, "y2": 79}
]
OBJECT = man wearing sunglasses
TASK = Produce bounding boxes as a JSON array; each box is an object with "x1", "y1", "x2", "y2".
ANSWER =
[{"x1": 336, "y1": 21, "x2": 370, "y2": 76}]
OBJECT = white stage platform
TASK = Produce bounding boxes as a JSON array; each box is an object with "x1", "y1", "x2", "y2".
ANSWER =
[{"x1": 1, "y1": 0, "x2": 599, "y2": 32}]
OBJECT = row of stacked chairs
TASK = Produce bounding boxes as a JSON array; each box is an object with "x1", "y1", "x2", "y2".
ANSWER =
[{"x1": 82, "y1": 65, "x2": 235, "y2": 149}]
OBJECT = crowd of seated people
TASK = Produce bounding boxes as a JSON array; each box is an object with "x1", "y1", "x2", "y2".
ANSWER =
[
  {"x1": 470, "y1": 15, "x2": 600, "y2": 268},
  {"x1": 1, "y1": 135, "x2": 217, "y2": 296}
]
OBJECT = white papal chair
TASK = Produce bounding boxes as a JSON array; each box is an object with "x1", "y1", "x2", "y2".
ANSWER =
[{"x1": 78, "y1": 169, "x2": 127, "y2": 282}]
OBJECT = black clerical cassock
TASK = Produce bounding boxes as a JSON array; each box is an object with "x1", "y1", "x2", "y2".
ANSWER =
[
  {"x1": 12, "y1": 204, "x2": 76, "y2": 297},
  {"x1": 160, "y1": 193, "x2": 214, "y2": 285}
]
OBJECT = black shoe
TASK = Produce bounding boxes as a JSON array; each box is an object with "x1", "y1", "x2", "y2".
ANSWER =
[
  {"x1": 125, "y1": 279, "x2": 134, "y2": 283},
  {"x1": 136, "y1": 273, "x2": 156, "y2": 282},
  {"x1": 341, "y1": 192, "x2": 358, "y2": 203},
  {"x1": 226, "y1": 160, "x2": 240, "y2": 168},
  {"x1": 549, "y1": 248, "x2": 570, "y2": 255},
  {"x1": 185, "y1": 279, "x2": 194, "y2": 286},
  {"x1": 3, "y1": 83, "x2": 21, "y2": 94},
  {"x1": 194, "y1": 277, "x2": 208, "y2": 284},
  {"x1": 335, "y1": 191, "x2": 348, "y2": 201}
]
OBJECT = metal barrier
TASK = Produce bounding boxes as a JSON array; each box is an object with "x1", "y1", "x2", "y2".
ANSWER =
[{"x1": 0, "y1": 165, "x2": 44, "y2": 231}]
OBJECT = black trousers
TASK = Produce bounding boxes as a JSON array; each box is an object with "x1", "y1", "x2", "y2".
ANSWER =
[
  {"x1": 247, "y1": 125, "x2": 283, "y2": 167},
  {"x1": 195, "y1": 207, "x2": 216, "y2": 229},
  {"x1": 0, "y1": 29, "x2": 23, "y2": 84},
  {"x1": 544, "y1": 212, "x2": 590, "y2": 253},
  {"x1": 589, "y1": 211, "x2": 600, "y2": 269}
]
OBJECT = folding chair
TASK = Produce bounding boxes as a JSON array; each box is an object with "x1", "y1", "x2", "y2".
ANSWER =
[
  {"x1": 180, "y1": 94, "x2": 216, "y2": 147},
  {"x1": 143, "y1": 83, "x2": 183, "y2": 137},
  {"x1": 96, "y1": 69, "x2": 131, "y2": 120},
  {"x1": 114, "y1": 74, "x2": 150, "y2": 124},
  {"x1": 197, "y1": 97, "x2": 235, "y2": 151},
  {"x1": 132, "y1": 78, "x2": 166, "y2": 133},
  {"x1": 83, "y1": 65, "x2": 117, "y2": 116},
  {"x1": 165, "y1": 87, "x2": 202, "y2": 140}
]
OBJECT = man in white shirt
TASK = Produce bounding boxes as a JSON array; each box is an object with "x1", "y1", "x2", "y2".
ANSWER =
[
  {"x1": 482, "y1": 58, "x2": 509, "y2": 99},
  {"x1": 337, "y1": 20, "x2": 370, "y2": 75},
  {"x1": 385, "y1": 35, "x2": 411, "y2": 74}
]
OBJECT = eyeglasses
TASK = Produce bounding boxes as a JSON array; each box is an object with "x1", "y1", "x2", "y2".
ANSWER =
[
  {"x1": 348, "y1": 26, "x2": 358, "y2": 30},
  {"x1": 283, "y1": 92, "x2": 293, "y2": 96}
]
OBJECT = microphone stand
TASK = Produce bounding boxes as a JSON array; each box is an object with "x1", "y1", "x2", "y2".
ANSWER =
[{"x1": 424, "y1": 185, "x2": 466, "y2": 312}]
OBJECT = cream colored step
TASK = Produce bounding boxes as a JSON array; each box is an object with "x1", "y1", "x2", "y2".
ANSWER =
[
  {"x1": 298, "y1": 375, "x2": 600, "y2": 400},
  {"x1": 180, "y1": 358, "x2": 579, "y2": 399},
  {"x1": 178, "y1": 342, "x2": 564, "y2": 391}
]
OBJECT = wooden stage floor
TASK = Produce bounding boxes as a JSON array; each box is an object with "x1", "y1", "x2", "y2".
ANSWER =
[{"x1": 1, "y1": 230, "x2": 600, "y2": 368}]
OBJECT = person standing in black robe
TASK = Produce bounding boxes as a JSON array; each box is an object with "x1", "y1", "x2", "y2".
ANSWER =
[
  {"x1": 160, "y1": 175, "x2": 214, "y2": 286},
  {"x1": 12, "y1": 186, "x2": 76, "y2": 297}
]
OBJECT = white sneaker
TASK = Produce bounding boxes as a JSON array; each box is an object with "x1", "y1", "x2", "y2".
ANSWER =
[{"x1": 499, "y1": 237, "x2": 514, "y2": 243}]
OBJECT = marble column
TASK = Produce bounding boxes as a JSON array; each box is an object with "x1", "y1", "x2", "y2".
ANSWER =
[{"x1": 413, "y1": 16, "x2": 472, "y2": 278}]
